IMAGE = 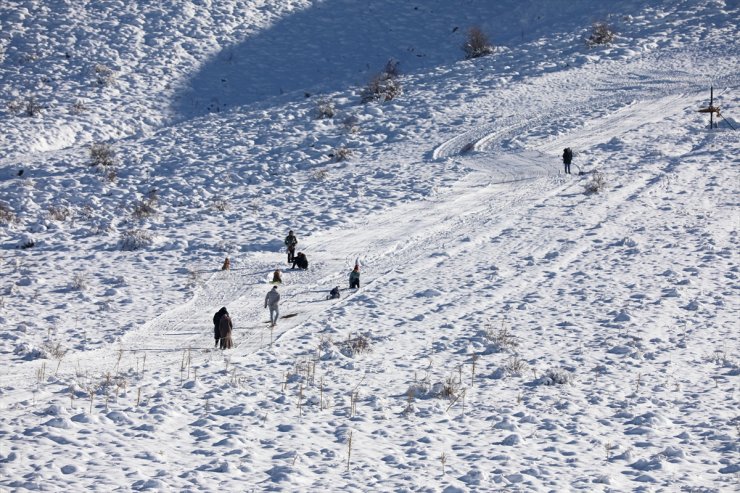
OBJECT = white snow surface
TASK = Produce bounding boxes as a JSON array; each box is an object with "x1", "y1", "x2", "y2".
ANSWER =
[{"x1": 1, "y1": 0, "x2": 739, "y2": 491}]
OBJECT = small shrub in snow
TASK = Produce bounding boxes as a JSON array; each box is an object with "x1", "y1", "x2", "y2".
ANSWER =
[
  {"x1": 586, "y1": 22, "x2": 617, "y2": 47},
  {"x1": 315, "y1": 98, "x2": 335, "y2": 119},
  {"x1": 707, "y1": 350, "x2": 737, "y2": 369},
  {"x1": 361, "y1": 60, "x2": 402, "y2": 104},
  {"x1": 331, "y1": 147, "x2": 352, "y2": 162},
  {"x1": 210, "y1": 199, "x2": 230, "y2": 212},
  {"x1": 311, "y1": 169, "x2": 329, "y2": 181},
  {"x1": 25, "y1": 97, "x2": 43, "y2": 117},
  {"x1": 337, "y1": 334, "x2": 371, "y2": 357},
  {"x1": 440, "y1": 375, "x2": 462, "y2": 399},
  {"x1": 103, "y1": 168, "x2": 117, "y2": 183},
  {"x1": 8, "y1": 97, "x2": 43, "y2": 117},
  {"x1": 24, "y1": 97, "x2": 43, "y2": 117},
  {"x1": 89, "y1": 143, "x2": 116, "y2": 168},
  {"x1": 536, "y1": 368, "x2": 574, "y2": 385},
  {"x1": 0, "y1": 203, "x2": 16, "y2": 225},
  {"x1": 584, "y1": 170, "x2": 607, "y2": 194},
  {"x1": 462, "y1": 26, "x2": 495, "y2": 59},
  {"x1": 71, "y1": 100, "x2": 87, "y2": 115},
  {"x1": 119, "y1": 229, "x2": 155, "y2": 251},
  {"x1": 17, "y1": 234, "x2": 36, "y2": 249},
  {"x1": 502, "y1": 355, "x2": 528, "y2": 377},
  {"x1": 94, "y1": 63, "x2": 116, "y2": 86},
  {"x1": 71, "y1": 272, "x2": 88, "y2": 291},
  {"x1": 483, "y1": 320, "x2": 518, "y2": 353},
  {"x1": 132, "y1": 201, "x2": 156, "y2": 219},
  {"x1": 42, "y1": 340, "x2": 68, "y2": 361},
  {"x1": 132, "y1": 190, "x2": 159, "y2": 220},
  {"x1": 7, "y1": 98, "x2": 24, "y2": 114},
  {"x1": 48, "y1": 205, "x2": 72, "y2": 221},
  {"x1": 362, "y1": 73, "x2": 402, "y2": 103}
]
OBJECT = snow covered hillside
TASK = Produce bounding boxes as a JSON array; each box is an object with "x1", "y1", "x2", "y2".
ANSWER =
[{"x1": 1, "y1": 0, "x2": 738, "y2": 491}]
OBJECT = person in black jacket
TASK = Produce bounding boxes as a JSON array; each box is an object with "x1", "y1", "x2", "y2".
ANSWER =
[
  {"x1": 213, "y1": 307, "x2": 228, "y2": 347},
  {"x1": 284, "y1": 231, "x2": 298, "y2": 264},
  {"x1": 292, "y1": 252, "x2": 308, "y2": 270},
  {"x1": 562, "y1": 147, "x2": 573, "y2": 175},
  {"x1": 349, "y1": 265, "x2": 360, "y2": 289},
  {"x1": 219, "y1": 312, "x2": 234, "y2": 349}
]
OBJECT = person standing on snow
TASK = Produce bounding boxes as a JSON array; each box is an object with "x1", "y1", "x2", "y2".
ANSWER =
[
  {"x1": 284, "y1": 230, "x2": 298, "y2": 264},
  {"x1": 349, "y1": 264, "x2": 360, "y2": 289},
  {"x1": 213, "y1": 307, "x2": 229, "y2": 347},
  {"x1": 218, "y1": 311, "x2": 234, "y2": 349},
  {"x1": 562, "y1": 147, "x2": 573, "y2": 175},
  {"x1": 265, "y1": 285, "x2": 281, "y2": 327}
]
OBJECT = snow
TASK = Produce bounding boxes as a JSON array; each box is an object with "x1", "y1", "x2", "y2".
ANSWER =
[{"x1": 1, "y1": 0, "x2": 739, "y2": 491}]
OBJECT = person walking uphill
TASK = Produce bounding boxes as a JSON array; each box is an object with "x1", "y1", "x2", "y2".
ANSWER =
[
  {"x1": 213, "y1": 307, "x2": 229, "y2": 347},
  {"x1": 349, "y1": 264, "x2": 360, "y2": 289},
  {"x1": 284, "y1": 230, "x2": 298, "y2": 264},
  {"x1": 219, "y1": 311, "x2": 234, "y2": 349},
  {"x1": 562, "y1": 147, "x2": 573, "y2": 175},
  {"x1": 265, "y1": 285, "x2": 280, "y2": 327}
]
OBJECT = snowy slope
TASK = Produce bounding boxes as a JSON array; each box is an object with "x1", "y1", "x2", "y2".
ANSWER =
[{"x1": 1, "y1": 0, "x2": 739, "y2": 491}]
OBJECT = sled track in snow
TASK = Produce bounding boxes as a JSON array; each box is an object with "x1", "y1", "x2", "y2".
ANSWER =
[
  {"x1": 431, "y1": 46, "x2": 732, "y2": 162},
  {"x1": 0, "y1": 166, "x2": 566, "y2": 392},
  {"x1": 6, "y1": 47, "x2": 738, "y2": 393}
]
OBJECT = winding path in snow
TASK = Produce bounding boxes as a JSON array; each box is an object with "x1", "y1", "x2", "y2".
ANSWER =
[{"x1": 431, "y1": 44, "x2": 738, "y2": 165}]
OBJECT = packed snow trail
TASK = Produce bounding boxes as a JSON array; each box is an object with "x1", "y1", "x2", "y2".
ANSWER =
[
  {"x1": 0, "y1": 78, "x2": 714, "y2": 397},
  {"x1": 0, "y1": 163, "x2": 565, "y2": 390},
  {"x1": 122, "y1": 83, "x2": 717, "y2": 367}
]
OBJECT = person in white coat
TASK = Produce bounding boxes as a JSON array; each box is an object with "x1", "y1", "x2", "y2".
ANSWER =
[{"x1": 265, "y1": 285, "x2": 280, "y2": 327}]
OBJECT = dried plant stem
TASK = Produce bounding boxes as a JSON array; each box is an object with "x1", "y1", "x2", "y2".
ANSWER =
[
  {"x1": 319, "y1": 376, "x2": 324, "y2": 410},
  {"x1": 346, "y1": 430, "x2": 353, "y2": 472},
  {"x1": 298, "y1": 383, "x2": 304, "y2": 417}
]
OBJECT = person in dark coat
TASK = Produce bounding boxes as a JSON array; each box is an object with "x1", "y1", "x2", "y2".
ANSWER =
[
  {"x1": 219, "y1": 313, "x2": 234, "y2": 349},
  {"x1": 292, "y1": 252, "x2": 308, "y2": 270},
  {"x1": 284, "y1": 230, "x2": 298, "y2": 264},
  {"x1": 328, "y1": 286, "x2": 340, "y2": 299},
  {"x1": 562, "y1": 147, "x2": 573, "y2": 175},
  {"x1": 349, "y1": 265, "x2": 360, "y2": 289},
  {"x1": 213, "y1": 307, "x2": 228, "y2": 347},
  {"x1": 272, "y1": 268, "x2": 282, "y2": 283}
]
